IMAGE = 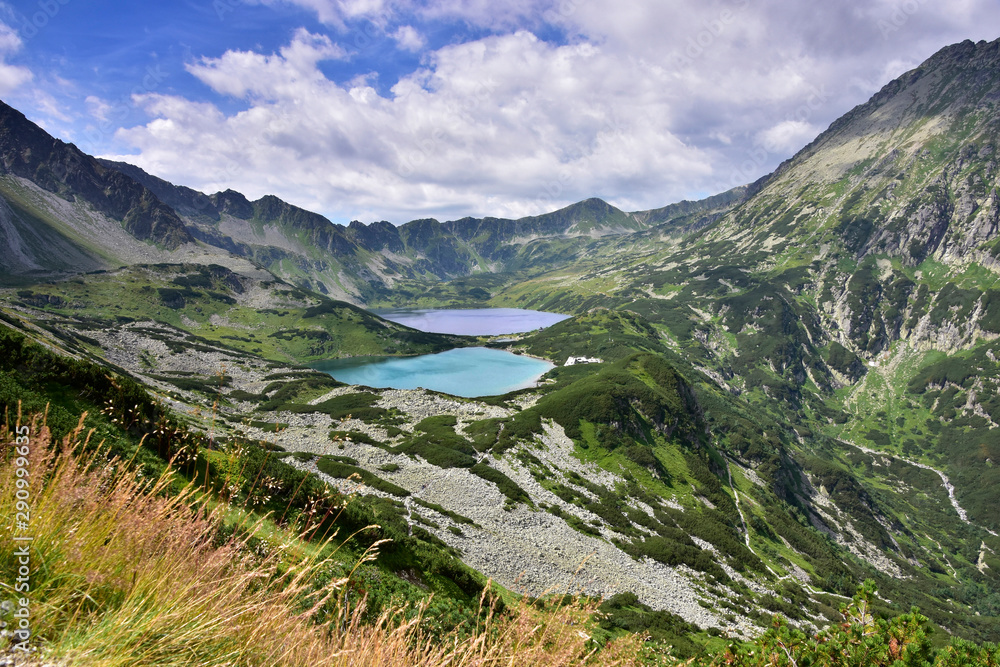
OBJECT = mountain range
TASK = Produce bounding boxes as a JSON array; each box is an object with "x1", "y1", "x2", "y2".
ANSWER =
[
  {"x1": 0, "y1": 98, "x2": 743, "y2": 300},
  {"x1": 3, "y1": 36, "x2": 1000, "y2": 657}
]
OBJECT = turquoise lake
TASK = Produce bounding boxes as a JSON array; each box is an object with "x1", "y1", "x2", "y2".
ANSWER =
[
  {"x1": 312, "y1": 347, "x2": 554, "y2": 398},
  {"x1": 372, "y1": 307, "x2": 570, "y2": 336},
  {"x1": 312, "y1": 308, "x2": 568, "y2": 397}
]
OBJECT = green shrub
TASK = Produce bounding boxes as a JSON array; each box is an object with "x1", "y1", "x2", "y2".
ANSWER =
[
  {"x1": 469, "y1": 463, "x2": 531, "y2": 505},
  {"x1": 284, "y1": 392, "x2": 387, "y2": 421},
  {"x1": 564, "y1": 513, "x2": 602, "y2": 537},
  {"x1": 394, "y1": 415, "x2": 478, "y2": 468},
  {"x1": 413, "y1": 498, "x2": 477, "y2": 526},
  {"x1": 258, "y1": 375, "x2": 345, "y2": 411},
  {"x1": 315, "y1": 457, "x2": 410, "y2": 497},
  {"x1": 329, "y1": 430, "x2": 379, "y2": 446},
  {"x1": 598, "y1": 592, "x2": 701, "y2": 657}
]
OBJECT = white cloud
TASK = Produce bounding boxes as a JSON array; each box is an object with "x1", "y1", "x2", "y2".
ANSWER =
[
  {"x1": 756, "y1": 120, "x2": 820, "y2": 155},
  {"x1": 186, "y1": 28, "x2": 346, "y2": 100},
  {"x1": 111, "y1": 29, "x2": 716, "y2": 222},
  {"x1": 269, "y1": 0, "x2": 549, "y2": 30},
  {"x1": 105, "y1": 0, "x2": 1000, "y2": 223},
  {"x1": 0, "y1": 21, "x2": 21, "y2": 52},
  {"x1": 0, "y1": 22, "x2": 31, "y2": 96},
  {"x1": 260, "y1": 0, "x2": 392, "y2": 28},
  {"x1": 85, "y1": 95, "x2": 113, "y2": 122},
  {"x1": 0, "y1": 60, "x2": 29, "y2": 94},
  {"x1": 414, "y1": 0, "x2": 552, "y2": 30},
  {"x1": 391, "y1": 25, "x2": 424, "y2": 52}
]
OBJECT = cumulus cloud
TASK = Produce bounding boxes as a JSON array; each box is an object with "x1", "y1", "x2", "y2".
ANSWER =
[
  {"x1": 187, "y1": 28, "x2": 347, "y2": 99},
  {"x1": 391, "y1": 25, "x2": 424, "y2": 52},
  {"x1": 107, "y1": 0, "x2": 1000, "y2": 223},
  {"x1": 260, "y1": 0, "x2": 391, "y2": 29},
  {"x1": 111, "y1": 28, "x2": 714, "y2": 222},
  {"x1": 0, "y1": 22, "x2": 31, "y2": 96},
  {"x1": 756, "y1": 120, "x2": 820, "y2": 155}
]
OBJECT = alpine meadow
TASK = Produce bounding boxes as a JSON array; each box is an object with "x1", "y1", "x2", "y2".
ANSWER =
[{"x1": 4, "y1": 23, "x2": 1000, "y2": 667}]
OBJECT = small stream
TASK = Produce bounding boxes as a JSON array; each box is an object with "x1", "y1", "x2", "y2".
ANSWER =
[{"x1": 850, "y1": 442, "x2": 998, "y2": 536}]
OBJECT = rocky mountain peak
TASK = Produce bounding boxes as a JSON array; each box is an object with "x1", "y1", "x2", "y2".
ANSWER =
[
  {"x1": 210, "y1": 189, "x2": 254, "y2": 219},
  {"x1": 709, "y1": 36, "x2": 1000, "y2": 271},
  {"x1": 0, "y1": 100, "x2": 192, "y2": 250}
]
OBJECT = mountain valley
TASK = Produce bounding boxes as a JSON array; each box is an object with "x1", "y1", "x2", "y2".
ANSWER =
[{"x1": 4, "y1": 36, "x2": 1000, "y2": 663}]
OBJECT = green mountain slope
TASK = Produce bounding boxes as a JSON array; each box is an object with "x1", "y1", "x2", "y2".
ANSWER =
[
  {"x1": 2, "y1": 263, "x2": 464, "y2": 363},
  {"x1": 446, "y1": 38, "x2": 1000, "y2": 627},
  {"x1": 4, "y1": 36, "x2": 1000, "y2": 651},
  {"x1": 98, "y1": 157, "x2": 745, "y2": 301}
]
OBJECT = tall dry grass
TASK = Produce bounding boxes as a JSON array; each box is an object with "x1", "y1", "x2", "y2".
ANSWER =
[{"x1": 1, "y1": 413, "x2": 643, "y2": 666}]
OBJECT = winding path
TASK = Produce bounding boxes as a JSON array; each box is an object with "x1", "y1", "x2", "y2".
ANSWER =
[
  {"x1": 725, "y1": 457, "x2": 850, "y2": 599},
  {"x1": 847, "y1": 442, "x2": 998, "y2": 537}
]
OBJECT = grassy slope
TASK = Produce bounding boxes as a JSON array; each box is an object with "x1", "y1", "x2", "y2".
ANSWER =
[
  {"x1": 0, "y1": 176, "x2": 112, "y2": 278},
  {"x1": 0, "y1": 320, "x2": 495, "y2": 635},
  {"x1": 0, "y1": 416, "x2": 647, "y2": 665},
  {"x1": 6, "y1": 378, "x2": 996, "y2": 665},
  {"x1": 3, "y1": 224, "x2": 1000, "y2": 652},
  {"x1": 2, "y1": 263, "x2": 466, "y2": 363},
  {"x1": 492, "y1": 249, "x2": 1000, "y2": 622}
]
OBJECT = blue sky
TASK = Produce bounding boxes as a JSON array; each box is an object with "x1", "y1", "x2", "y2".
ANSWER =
[{"x1": 0, "y1": 0, "x2": 998, "y2": 224}]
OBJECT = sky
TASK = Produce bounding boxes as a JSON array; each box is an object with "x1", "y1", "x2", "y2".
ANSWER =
[{"x1": 0, "y1": 1, "x2": 997, "y2": 225}]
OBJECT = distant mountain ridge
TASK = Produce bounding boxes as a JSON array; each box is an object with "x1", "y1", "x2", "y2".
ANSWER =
[
  {"x1": 0, "y1": 95, "x2": 748, "y2": 296},
  {"x1": 98, "y1": 155, "x2": 746, "y2": 298}
]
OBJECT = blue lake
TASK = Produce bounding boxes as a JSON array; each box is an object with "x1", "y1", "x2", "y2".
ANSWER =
[
  {"x1": 312, "y1": 347, "x2": 554, "y2": 398},
  {"x1": 373, "y1": 307, "x2": 570, "y2": 336}
]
